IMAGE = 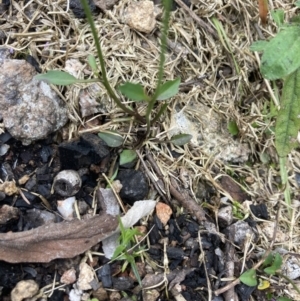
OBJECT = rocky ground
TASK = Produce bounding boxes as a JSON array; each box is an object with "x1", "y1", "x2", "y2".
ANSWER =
[{"x1": 0, "y1": 0, "x2": 300, "y2": 301}]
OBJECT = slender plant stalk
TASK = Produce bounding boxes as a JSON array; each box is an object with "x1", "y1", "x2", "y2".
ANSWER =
[
  {"x1": 79, "y1": 0, "x2": 145, "y2": 123},
  {"x1": 145, "y1": 0, "x2": 172, "y2": 136},
  {"x1": 279, "y1": 156, "x2": 292, "y2": 217},
  {"x1": 150, "y1": 102, "x2": 169, "y2": 124}
]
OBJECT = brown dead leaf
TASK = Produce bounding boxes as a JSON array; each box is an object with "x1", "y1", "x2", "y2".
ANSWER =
[
  {"x1": 0, "y1": 213, "x2": 118, "y2": 263},
  {"x1": 156, "y1": 202, "x2": 172, "y2": 225},
  {"x1": 219, "y1": 176, "x2": 249, "y2": 202}
]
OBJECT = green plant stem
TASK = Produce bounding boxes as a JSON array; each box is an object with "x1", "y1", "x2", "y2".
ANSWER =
[
  {"x1": 150, "y1": 102, "x2": 169, "y2": 124},
  {"x1": 279, "y1": 156, "x2": 292, "y2": 217},
  {"x1": 145, "y1": 0, "x2": 172, "y2": 136},
  {"x1": 75, "y1": 78, "x2": 102, "y2": 84},
  {"x1": 80, "y1": 0, "x2": 145, "y2": 123}
]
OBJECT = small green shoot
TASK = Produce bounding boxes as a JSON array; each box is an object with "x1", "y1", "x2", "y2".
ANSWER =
[
  {"x1": 227, "y1": 120, "x2": 239, "y2": 136},
  {"x1": 232, "y1": 200, "x2": 246, "y2": 220},
  {"x1": 111, "y1": 217, "x2": 145, "y2": 286}
]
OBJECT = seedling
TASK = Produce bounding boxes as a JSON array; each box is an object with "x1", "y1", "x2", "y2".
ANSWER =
[
  {"x1": 111, "y1": 217, "x2": 146, "y2": 286},
  {"x1": 239, "y1": 252, "x2": 297, "y2": 301},
  {"x1": 35, "y1": 0, "x2": 191, "y2": 146}
]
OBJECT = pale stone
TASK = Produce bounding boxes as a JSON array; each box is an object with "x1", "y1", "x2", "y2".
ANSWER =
[{"x1": 124, "y1": 1, "x2": 156, "y2": 34}]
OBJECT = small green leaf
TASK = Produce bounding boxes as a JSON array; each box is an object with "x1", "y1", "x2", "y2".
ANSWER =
[
  {"x1": 275, "y1": 69, "x2": 300, "y2": 157},
  {"x1": 271, "y1": 9, "x2": 284, "y2": 27},
  {"x1": 35, "y1": 70, "x2": 81, "y2": 86},
  {"x1": 239, "y1": 269, "x2": 258, "y2": 287},
  {"x1": 98, "y1": 131, "x2": 124, "y2": 147},
  {"x1": 272, "y1": 253, "x2": 283, "y2": 269},
  {"x1": 87, "y1": 54, "x2": 98, "y2": 72},
  {"x1": 262, "y1": 253, "x2": 274, "y2": 267},
  {"x1": 157, "y1": 78, "x2": 180, "y2": 100},
  {"x1": 118, "y1": 82, "x2": 148, "y2": 101},
  {"x1": 119, "y1": 149, "x2": 137, "y2": 167},
  {"x1": 228, "y1": 120, "x2": 239, "y2": 135},
  {"x1": 263, "y1": 266, "x2": 277, "y2": 275},
  {"x1": 170, "y1": 133, "x2": 192, "y2": 146},
  {"x1": 264, "y1": 253, "x2": 283, "y2": 275},
  {"x1": 131, "y1": 260, "x2": 142, "y2": 286}
]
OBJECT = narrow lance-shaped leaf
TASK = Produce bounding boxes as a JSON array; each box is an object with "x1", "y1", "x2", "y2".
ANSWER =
[
  {"x1": 98, "y1": 131, "x2": 124, "y2": 148},
  {"x1": 157, "y1": 78, "x2": 180, "y2": 100},
  {"x1": 170, "y1": 134, "x2": 192, "y2": 146},
  {"x1": 118, "y1": 82, "x2": 149, "y2": 101},
  {"x1": 35, "y1": 70, "x2": 82, "y2": 86},
  {"x1": 275, "y1": 69, "x2": 300, "y2": 157},
  {"x1": 87, "y1": 54, "x2": 98, "y2": 73}
]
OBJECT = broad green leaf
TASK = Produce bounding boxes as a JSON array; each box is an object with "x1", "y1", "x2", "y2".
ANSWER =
[
  {"x1": 239, "y1": 269, "x2": 258, "y2": 287},
  {"x1": 170, "y1": 133, "x2": 192, "y2": 146},
  {"x1": 35, "y1": 70, "x2": 81, "y2": 85},
  {"x1": 118, "y1": 82, "x2": 148, "y2": 101},
  {"x1": 119, "y1": 149, "x2": 137, "y2": 167},
  {"x1": 87, "y1": 54, "x2": 98, "y2": 72},
  {"x1": 275, "y1": 69, "x2": 300, "y2": 157},
  {"x1": 227, "y1": 120, "x2": 239, "y2": 135},
  {"x1": 157, "y1": 78, "x2": 180, "y2": 100},
  {"x1": 254, "y1": 26, "x2": 300, "y2": 79},
  {"x1": 271, "y1": 9, "x2": 284, "y2": 27},
  {"x1": 98, "y1": 131, "x2": 124, "y2": 147},
  {"x1": 250, "y1": 41, "x2": 269, "y2": 52}
]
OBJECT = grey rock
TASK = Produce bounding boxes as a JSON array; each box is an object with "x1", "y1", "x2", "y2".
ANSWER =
[
  {"x1": 226, "y1": 220, "x2": 255, "y2": 247},
  {"x1": 25, "y1": 208, "x2": 56, "y2": 228},
  {"x1": 218, "y1": 206, "x2": 233, "y2": 228},
  {"x1": 0, "y1": 59, "x2": 68, "y2": 144}
]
